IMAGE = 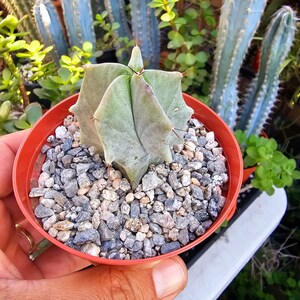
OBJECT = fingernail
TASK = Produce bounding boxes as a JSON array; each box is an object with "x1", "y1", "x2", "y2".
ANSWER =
[{"x1": 152, "y1": 258, "x2": 186, "y2": 299}]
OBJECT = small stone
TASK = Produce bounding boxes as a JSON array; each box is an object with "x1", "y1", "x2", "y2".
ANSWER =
[
  {"x1": 164, "y1": 198, "x2": 180, "y2": 212},
  {"x1": 81, "y1": 243, "x2": 100, "y2": 256},
  {"x1": 57, "y1": 230, "x2": 71, "y2": 242},
  {"x1": 149, "y1": 223, "x2": 162, "y2": 234},
  {"x1": 143, "y1": 238, "x2": 153, "y2": 257},
  {"x1": 40, "y1": 198, "x2": 55, "y2": 208},
  {"x1": 136, "y1": 232, "x2": 146, "y2": 242},
  {"x1": 100, "y1": 210, "x2": 114, "y2": 221},
  {"x1": 139, "y1": 224, "x2": 150, "y2": 233},
  {"x1": 120, "y1": 229, "x2": 131, "y2": 241},
  {"x1": 195, "y1": 225, "x2": 205, "y2": 236},
  {"x1": 175, "y1": 216, "x2": 189, "y2": 229},
  {"x1": 77, "y1": 173, "x2": 92, "y2": 189},
  {"x1": 106, "y1": 216, "x2": 121, "y2": 230},
  {"x1": 188, "y1": 215, "x2": 200, "y2": 232},
  {"x1": 208, "y1": 200, "x2": 220, "y2": 220},
  {"x1": 124, "y1": 235, "x2": 135, "y2": 249},
  {"x1": 142, "y1": 171, "x2": 163, "y2": 191},
  {"x1": 121, "y1": 202, "x2": 130, "y2": 215},
  {"x1": 61, "y1": 154, "x2": 73, "y2": 168},
  {"x1": 168, "y1": 228, "x2": 179, "y2": 241},
  {"x1": 191, "y1": 185, "x2": 204, "y2": 200},
  {"x1": 78, "y1": 221, "x2": 94, "y2": 231},
  {"x1": 55, "y1": 126, "x2": 67, "y2": 139},
  {"x1": 43, "y1": 215, "x2": 57, "y2": 231},
  {"x1": 168, "y1": 171, "x2": 182, "y2": 190},
  {"x1": 76, "y1": 211, "x2": 91, "y2": 223},
  {"x1": 125, "y1": 218, "x2": 142, "y2": 233},
  {"x1": 73, "y1": 228, "x2": 101, "y2": 245},
  {"x1": 206, "y1": 131, "x2": 215, "y2": 143},
  {"x1": 61, "y1": 138, "x2": 73, "y2": 152},
  {"x1": 76, "y1": 163, "x2": 91, "y2": 175},
  {"x1": 185, "y1": 141, "x2": 196, "y2": 152},
  {"x1": 130, "y1": 200, "x2": 140, "y2": 218},
  {"x1": 44, "y1": 177, "x2": 55, "y2": 188},
  {"x1": 178, "y1": 228, "x2": 189, "y2": 245},
  {"x1": 125, "y1": 193, "x2": 134, "y2": 203},
  {"x1": 64, "y1": 179, "x2": 78, "y2": 198},
  {"x1": 60, "y1": 169, "x2": 76, "y2": 183},
  {"x1": 160, "y1": 241, "x2": 181, "y2": 254},
  {"x1": 102, "y1": 189, "x2": 119, "y2": 201},
  {"x1": 30, "y1": 187, "x2": 48, "y2": 197},
  {"x1": 98, "y1": 221, "x2": 115, "y2": 241},
  {"x1": 108, "y1": 201, "x2": 119, "y2": 213},
  {"x1": 140, "y1": 196, "x2": 150, "y2": 204},
  {"x1": 150, "y1": 212, "x2": 175, "y2": 229},
  {"x1": 119, "y1": 178, "x2": 131, "y2": 192},
  {"x1": 48, "y1": 227, "x2": 58, "y2": 237},
  {"x1": 194, "y1": 210, "x2": 210, "y2": 222},
  {"x1": 152, "y1": 234, "x2": 165, "y2": 246},
  {"x1": 34, "y1": 204, "x2": 54, "y2": 218},
  {"x1": 92, "y1": 211, "x2": 101, "y2": 229},
  {"x1": 53, "y1": 220, "x2": 74, "y2": 231}
]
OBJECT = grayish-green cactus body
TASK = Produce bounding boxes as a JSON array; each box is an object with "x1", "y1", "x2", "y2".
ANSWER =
[
  {"x1": 210, "y1": 0, "x2": 267, "y2": 129},
  {"x1": 70, "y1": 46, "x2": 193, "y2": 187},
  {"x1": 237, "y1": 6, "x2": 296, "y2": 137}
]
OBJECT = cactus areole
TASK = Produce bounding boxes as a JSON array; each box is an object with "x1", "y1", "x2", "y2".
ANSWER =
[{"x1": 70, "y1": 46, "x2": 193, "y2": 188}]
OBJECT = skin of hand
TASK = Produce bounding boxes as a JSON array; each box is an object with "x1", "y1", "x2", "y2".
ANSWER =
[{"x1": 0, "y1": 130, "x2": 188, "y2": 300}]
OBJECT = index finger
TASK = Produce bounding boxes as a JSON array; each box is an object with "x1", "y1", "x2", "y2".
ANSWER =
[{"x1": 0, "y1": 130, "x2": 30, "y2": 198}]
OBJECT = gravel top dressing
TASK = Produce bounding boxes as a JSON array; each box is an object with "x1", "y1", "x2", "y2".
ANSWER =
[{"x1": 29, "y1": 115, "x2": 228, "y2": 260}]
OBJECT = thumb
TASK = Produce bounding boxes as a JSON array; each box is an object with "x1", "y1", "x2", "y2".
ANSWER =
[{"x1": 0, "y1": 256, "x2": 188, "y2": 300}]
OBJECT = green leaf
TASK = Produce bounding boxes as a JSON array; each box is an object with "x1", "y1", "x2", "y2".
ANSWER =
[
  {"x1": 185, "y1": 8, "x2": 198, "y2": 19},
  {"x1": 14, "y1": 119, "x2": 30, "y2": 129},
  {"x1": 200, "y1": 1, "x2": 211, "y2": 9},
  {"x1": 205, "y1": 15, "x2": 216, "y2": 27},
  {"x1": 3, "y1": 120, "x2": 18, "y2": 133},
  {"x1": 2, "y1": 68, "x2": 11, "y2": 81},
  {"x1": 195, "y1": 51, "x2": 208, "y2": 64},
  {"x1": 60, "y1": 55, "x2": 72, "y2": 65},
  {"x1": 185, "y1": 53, "x2": 196, "y2": 65},
  {"x1": 25, "y1": 103, "x2": 43, "y2": 125},
  {"x1": 246, "y1": 147, "x2": 258, "y2": 159},
  {"x1": 167, "y1": 31, "x2": 184, "y2": 48},
  {"x1": 8, "y1": 40, "x2": 26, "y2": 51},
  {"x1": 292, "y1": 170, "x2": 300, "y2": 179},
  {"x1": 161, "y1": 12, "x2": 175, "y2": 22},
  {"x1": 38, "y1": 79, "x2": 60, "y2": 90},
  {"x1": 58, "y1": 68, "x2": 72, "y2": 82},
  {"x1": 82, "y1": 41, "x2": 93, "y2": 53},
  {"x1": 287, "y1": 277, "x2": 297, "y2": 288}
]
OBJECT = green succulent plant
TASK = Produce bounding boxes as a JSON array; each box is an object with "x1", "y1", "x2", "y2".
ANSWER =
[
  {"x1": 70, "y1": 45, "x2": 193, "y2": 187},
  {"x1": 235, "y1": 130, "x2": 300, "y2": 195},
  {"x1": 34, "y1": 41, "x2": 99, "y2": 104},
  {"x1": 0, "y1": 100, "x2": 43, "y2": 135}
]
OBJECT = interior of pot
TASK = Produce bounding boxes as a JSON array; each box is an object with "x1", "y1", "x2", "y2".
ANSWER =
[{"x1": 13, "y1": 93, "x2": 243, "y2": 265}]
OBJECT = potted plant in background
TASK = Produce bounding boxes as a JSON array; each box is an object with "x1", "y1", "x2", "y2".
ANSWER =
[
  {"x1": 0, "y1": 13, "x2": 54, "y2": 133},
  {"x1": 207, "y1": 2, "x2": 300, "y2": 194}
]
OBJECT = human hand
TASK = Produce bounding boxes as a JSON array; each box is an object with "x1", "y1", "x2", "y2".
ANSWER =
[{"x1": 0, "y1": 130, "x2": 188, "y2": 299}]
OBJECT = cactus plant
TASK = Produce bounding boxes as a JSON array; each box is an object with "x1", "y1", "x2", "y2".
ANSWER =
[
  {"x1": 33, "y1": 0, "x2": 160, "y2": 68},
  {"x1": 33, "y1": 0, "x2": 69, "y2": 64},
  {"x1": 210, "y1": 0, "x2": 267, "y2": 129},
  {"x1": 70, "y1": 45, "x2": 193, "y2": 187},
  {"x1": 0, "y1": 0, "x2": 41, "y2": 41},
  {"x1": 237, "y1": 6, "x2": 297, "y2": 137}
]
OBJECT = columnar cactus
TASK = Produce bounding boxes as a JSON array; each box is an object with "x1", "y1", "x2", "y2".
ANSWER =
[
  {"x1": 237, "y1": 6, "x2": 297, "y2": 137},
  {"x1": 210, "y1": 0, "x2": 267, "y2": 129},
  {"x1": 70, "y1": 46, "x2": 193, "y2": 187},
  {"x1": 34, "y1": 0, "x2": 69, "y2": 64}
]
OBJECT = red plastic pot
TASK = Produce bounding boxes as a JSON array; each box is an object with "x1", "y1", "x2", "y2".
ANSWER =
[{"x1": 13, "y1": 93, "x2": 243, "y2": 265}]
